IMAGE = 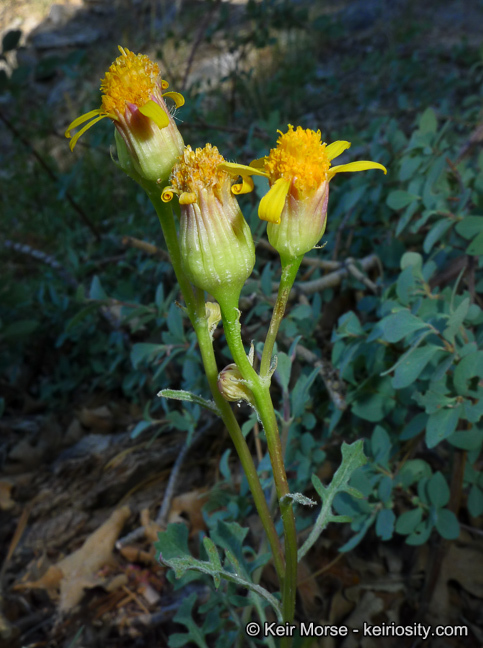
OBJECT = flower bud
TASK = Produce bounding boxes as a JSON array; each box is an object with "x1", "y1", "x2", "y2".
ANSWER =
[
  {"x1": 65, "y1": 46, "x2": 184, "y2": 187},
  {"x1": 218, "y1": 363, "x2": 255, "y2": 405},
  {"x1": 162, "y1": 144, "x2": 255, "y2": 304}
]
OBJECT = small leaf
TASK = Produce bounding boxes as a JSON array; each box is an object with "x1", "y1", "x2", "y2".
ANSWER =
[
  {"x1": 396, "y1": 507, "x2": 423, "y2": 535},
  {"x1": 380, "y1": 309, "x2": 429, "y2": 343},
  {"x1": 435, "y1": 509, "x2": 460, "y2": 540},
  {"x1": 423, "y1": 218, "x2": 453, "y2": 253},
  {"x1": 426, "y1": 406, "x2": 460, "y2": 448},
  {"x1": 386, "y1": 190, "x2": 420, "y2": 210},
  {"x1": 455, "y1": 215, "x2": 483, "y2": 240},
  {"x1": 392, "y1": 344, "x2": 443, "y2": 389},
  {"x1": 468, "y1": 486, "x2": 483, "y2": 517},
  {"x1": 158, "y1": 389, "x2": 221, "y2": 416},
  {"x1": 427, "y1": 471, "x2": 450, "y2": 508},
  {"x1": 467, "y1": 230, "x2": 483, "y2": 255},
  {"x1": 443, "y1": 297, "x2": 470, "y2": 342},
  {"x1": 89, "y1": 275, "x2": 107, "y2": 300},
  {"x1": 375, "y1": 509, "x2": 395, "y2": 540},
  {"x1": 419, "y1": 107, "x2": 437, "y2": 134},
  {"x1": 299, "y1": 440, "x2": 367, "y2": 560}
]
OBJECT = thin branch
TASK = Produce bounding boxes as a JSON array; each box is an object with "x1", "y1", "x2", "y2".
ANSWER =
[{"x1": 0, "y1": 109, "x2": 102, "y2": 241}]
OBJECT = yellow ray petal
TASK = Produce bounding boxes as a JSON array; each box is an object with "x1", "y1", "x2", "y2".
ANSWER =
[
  {"x1": 325, "y1": 140, "x2": 351, "y2": 161},
  {"x1": 65, "y1": 109, "x2": 103, "y2": 138},
  {"x1": 232, "y1": 175, "x2": 254, "y2": 195},
  {"x1": 161, "y1": 186, "x2": 178, "y2": 202},
  {"x1": 139, "y1": 100, "x2": 170, "y2": 129},
  {"x1": 179, "y1": 192, "x2": 197, "y2": 205},
  {"x1": 68, "y1": 114, "x2": 106, "y2": 151},
  {"x1": 162, "y1": 91, "x2": 185, "y2": 108},
  {"x1": 328, "y1": 161, "x2": 387, "y2": 179},
  {"x1": 249, "y1": 157, "x2": 267, "y2": 169},
  {"x1": 259, "y1": 178, "x2": 291, "y2": 224},
  {"x1": 219, "y1": 162, "x2": 268, "y2": 178}
]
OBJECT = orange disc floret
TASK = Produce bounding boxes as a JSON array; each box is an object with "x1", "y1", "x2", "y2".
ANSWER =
[
  {"x1": 264, "y1": 125, "x2": 330, "y2": 193},
  {"x1": 100, "y1": 47, "x2": 160, "y2": 115},
  {"x1": 171, "y1": 144, "x2": 227, "y2": 193}
]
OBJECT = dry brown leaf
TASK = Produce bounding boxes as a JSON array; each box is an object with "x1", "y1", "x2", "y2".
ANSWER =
[
  {"x1": 0, "y1": 481, "x2": 14, "y2": 511},
  {"x1": 17, "y1": 506, "x2": 130, "y2": 611},
  {"x1": 79, "y1": 405, "x2": 114, "y2": 432},
  {"x1": 297, "y1": 559, "x2": 323, "y2": 618},
  {"x1": 119, "y1": 546, "x2": 155, "y2": 565},
  {"x1": 168, "y1": 488, "x2": 209, "y2": 537},
  {"x1": 429, "y1": 537, "x2": 483, "y2": 623}
]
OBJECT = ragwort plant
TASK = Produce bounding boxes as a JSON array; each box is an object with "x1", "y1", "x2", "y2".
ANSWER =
[{"x1": 65, "y1": 46, "x2": 387, "y2": 646}]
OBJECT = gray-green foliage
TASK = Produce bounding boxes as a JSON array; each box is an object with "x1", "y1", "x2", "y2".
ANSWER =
[{"x1": 330, "y1": 108, "x2": 483, "y2": 548}]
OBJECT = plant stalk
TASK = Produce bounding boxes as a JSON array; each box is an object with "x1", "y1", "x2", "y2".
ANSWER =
[
  {"x1": 220, "y1": 296, "x2": 298, "y2": 638},
  {"x1": 149, "y1": 194, "x2": 286, "y2": 585},
  {"x1": 260, "y1": 256, "x2": 303, "y2": 378}
]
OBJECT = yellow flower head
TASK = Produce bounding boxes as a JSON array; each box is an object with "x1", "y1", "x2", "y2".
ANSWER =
[
  {"x1": 264, "y1": 125, "x2": 330, "y2": 194},
  {"x1": 221, "y1": 124, "x2": 387, "y2": 226},
  {"x1": 162, "y1": 144, "x2": 255, "y2": 304},
  {"x1": 65, "y1": 47, "x2": 185, "y2": 184},
  {"x1": 219, "y1": 124, "x2": 387, "y2": 263},
  {"x1": 163, "y1": 143, "x2": 229, "y2": 205}
]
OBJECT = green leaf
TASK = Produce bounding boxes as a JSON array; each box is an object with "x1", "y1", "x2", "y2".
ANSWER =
[
  {"x1": 447, "y1": 427, "x2": 483, "y2": 450},
  {"x1": 423, "y1": 218, "x2": 453, "y2": 253},
  {"x1": 380, "y1": 310, "x2": 429, "y2": 343},
  {"x1": 455, "y1": 215, "x2": 483, "y2": 240},
  {"x1": 400, "y1": 252, "x2": 423, "y2": 271},
  {"x1": 435, "y1": 509, "x2": 460, "y2": 539},
  {"x1": 467, "y1": 230, "x2": 483, "y2": 255},
  {"x1": 155, "y1": 525, "x2": 282, "y2": 621},
  {"x1": 66, "y1": 302, "x2": 101, "y2": 331},
  {"x1": 419, "y1": 107, "x2": 437, "y2": 134},
  {"x1": 352, "y1": 391, "x2": 391, "y2": 422},
  {"x1": 1, "y1": 319, "x2": 40, "y2": 340},
  {"x1": 427, "y1": 471, "x2": 450, "y2": 508},
  {"x1": 397, "y1": 459, "x2": 431, "y2": 487},
  {"x1": 371, "y1": 425, "x2": 391, "y2": 466},
  {"x1": 158, "y1": 389, "x2": 221, "y2": 416},
  {"x1": 468, "y1": 486, "x2": 483, "y2": 517},
  {"x1": 298, "y1": 440, "x2": 367, "y2": 560},
  {"x1": 337, "y1": 311, "x2": 365, "y2": 337},
  {"x1": 443, "y1": 297, "x2": 470, "y2": 342},
  {"x1": 386, "y1": 190, "x2": 420, "y2": 210},
  {"x1": 400, "y1": 413, "x2": 428, "y2": 441},
  {"x1": 406, "y1": 520, "x2": 433, "y2": 545},
  {"x1": 275, "y1": 351, "x2": 292, "y2": 392},
  {"x1": 454, "y1": 351, "x2": 483, "y2": 396},
  {"x1": 375, "y1": 509, "x2": 395, "y2": 540},
  {"x1": 426, "y1": 406, "x2": 461, "y2": 448},
  {"x1": 396, "y1": 507, "x2": 423, "y2": 535},
  {"x1": 89, "y1": 275, "x2": 107, "y2": 300},
  {"x1": 392, "y1": 344, "x2": 444, "y2": 389},
  {"x1": 131, "y1": 342, "x2": 165, "y2": 368}
]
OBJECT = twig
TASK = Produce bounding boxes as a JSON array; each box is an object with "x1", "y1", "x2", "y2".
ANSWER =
[
  {"x1": 0, "y1": 109, "x2": 101, "y2": 241},
  {"x1": 116, "y1": 419, "x2": 212, "y2": 548},
  {"x1": 122, "y1": 235, "x2": 170, "y2": 261},
  {"x1": 3, "y1": 239, "x2": 78, "y2": 288}
]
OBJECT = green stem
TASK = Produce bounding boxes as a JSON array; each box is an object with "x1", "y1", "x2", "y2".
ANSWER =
[
  {"x1": 260, "y1": 255, "x2": 303, "y2": 378},
  {"x1": 149, "y1": 194, "x2": 285, "y2": 585},
  {"x1": 220, "y1": 295, "x2": 298, "y2": 636}
]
